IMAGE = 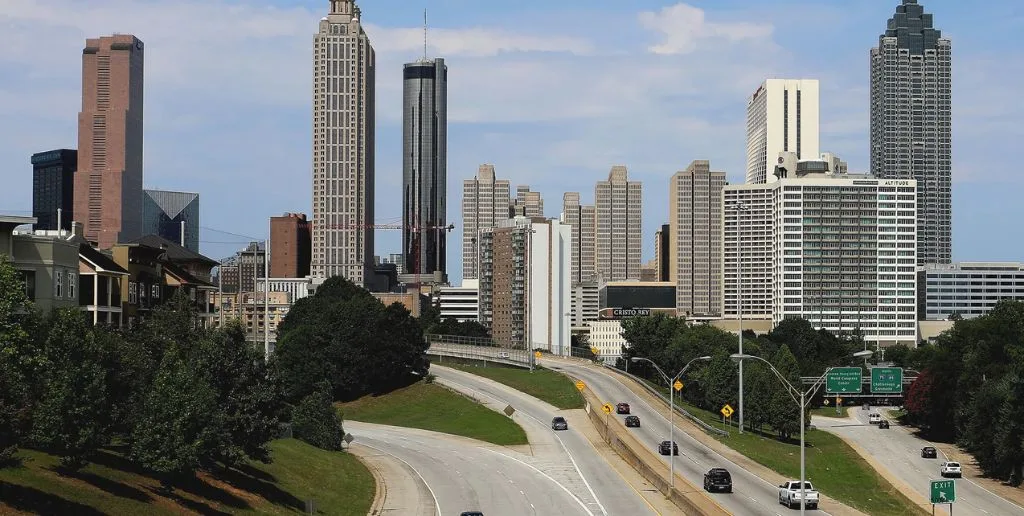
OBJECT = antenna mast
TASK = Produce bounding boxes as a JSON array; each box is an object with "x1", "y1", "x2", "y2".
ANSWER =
[{"x1": 423, "y1": 8, "x2": 428, "y2": 61}]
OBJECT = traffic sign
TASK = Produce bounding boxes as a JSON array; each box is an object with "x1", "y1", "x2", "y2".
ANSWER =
[
  {"x1": 826, "y1": 367, "x2": 863, "y2": 394},
  {"x1": 534, "y1": 351, "x2": 542, "y2": 359},
  {"x1": 575, "y1": 380, "x2": 585, "y2": 391},
  {"x1": 591, "y1": 347, "x2": 599, "y2": 356},
  {"x1": 602, "y1": 403, "x2": 613, "y2": 415},
  {"x1": 871, "y1": 367, "x2": 904, "y2": 393},
  {"x1": 721, "y1": 404, "x2": 734, "y2": 418},
  {"x1": 673, "y1": 380, "x2": 684, "y2": 391},
  {"x1": 930, "y1": 479, "x2": 956, "y2": 504}
]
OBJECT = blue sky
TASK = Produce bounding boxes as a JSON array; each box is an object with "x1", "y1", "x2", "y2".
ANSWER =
[{"x1": 1, "y1": 0, "x2": 1021, "y2": 283}]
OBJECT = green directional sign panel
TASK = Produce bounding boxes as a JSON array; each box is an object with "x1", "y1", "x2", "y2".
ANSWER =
[
  {"x1": 930, "y1": 479, "x2": 956, "y2": 504},
  {"x1": 826, "y1": 367, "x2": 863, "y2": 394},
  {"x1": 871, "y1": 367, "x2": 904, "y2": 393}
]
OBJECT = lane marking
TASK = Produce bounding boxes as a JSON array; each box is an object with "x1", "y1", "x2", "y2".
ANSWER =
[{"x1": 357, "y1": 441, "x2": 443, "y2": 516}]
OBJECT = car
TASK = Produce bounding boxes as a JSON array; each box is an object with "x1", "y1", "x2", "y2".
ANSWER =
[
  {"x1": 616, "y1": 403, "x2": 631, "y2": 414},
  {"x1": 551, "y1": 416, "x2": 568, "y2": 431},
  {"x1": 703, "y1": 468, "x2": 733, "y2": 493},
  {"x1": 460, "y1": 512, "x2": 484, "y2": 516},
  {"x1": 862, "y1": 403, "x2": 870, "y2": 410},
  {"x1": 922, "y1": 446, "x2": 938, "y2": 459},
  {"x1": 625, "y1": 415, "x2": 640, "y2": 427},
  {"x1": 659, "y1": 440, "x2": 679, "y2": 456},
  {"x1": 878, "y1": 420, "x2": 890, "y2": 429},
  {"x1": 779, "y1": 480, "x2": 819, "y2": 510},
  {"x1": 940, "y1": 461, "x2": 962, "y2": 478},
  {"x1": 868, "y1": 413, "x2": 881, "y2": 424}
]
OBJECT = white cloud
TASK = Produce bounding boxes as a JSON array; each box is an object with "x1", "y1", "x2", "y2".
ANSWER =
[{"x1": 637, "y1": 3, "x2": 774, "y2": 55}]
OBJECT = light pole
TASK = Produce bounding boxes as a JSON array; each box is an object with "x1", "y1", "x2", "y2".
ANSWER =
[
  {"x1": 730, "y1": 350, "x2": 873, "y2": 515},
  {"x1": 631, "y1": 355, "x2": 712, "y2": 495},
  {"x1": 729, "y1": 201, "x2": 748, "y2": 433}
]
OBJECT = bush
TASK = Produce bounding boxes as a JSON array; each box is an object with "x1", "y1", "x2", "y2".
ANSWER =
[{"x1": 292, "y1": 382, "x2": 343, "y2": 451}]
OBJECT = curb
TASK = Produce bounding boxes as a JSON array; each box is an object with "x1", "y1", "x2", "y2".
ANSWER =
[{"x1": 348, "y1": 444, "x2": 388, "y2": 515}]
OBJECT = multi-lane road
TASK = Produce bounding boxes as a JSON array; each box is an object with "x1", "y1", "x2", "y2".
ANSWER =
[{"x1": 815, "y1": 408, "x2": 1024, "y2": 516}]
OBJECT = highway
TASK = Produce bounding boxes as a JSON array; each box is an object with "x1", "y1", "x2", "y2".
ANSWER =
[
  {"x1": 432, "y1": 365, "x2": 656, "y2": 516},
  {"x1": 347, "y1": 421, "x2": 598, "y2": 516},
  {"x1": 815, "y1": 408, "x2": 1024, "y2": 516},
  {"x1": 544, "y1": 359, "x2": 808, "y2": 516}
]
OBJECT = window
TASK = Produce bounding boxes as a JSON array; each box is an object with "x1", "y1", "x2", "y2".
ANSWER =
[
  {"x1": 152, "y1": 284, "x2": 160, "y2": 299},
  {"x1": 55, "y1": 270, "x2": 63, "y2": 298},
  {"x1": 68, "y1": 273, "x2": 76, "y2": 299},
  {"x1": 19, "y1": 270, "x2": 35, "y2": 301},
  {"x1": 129, "y1": 281, "x2": 137, "y2": 304}
]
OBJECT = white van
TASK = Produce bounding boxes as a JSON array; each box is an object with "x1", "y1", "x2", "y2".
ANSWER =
[{"x1": 868, "y1": 413, "x2": 882, "y2": 424}]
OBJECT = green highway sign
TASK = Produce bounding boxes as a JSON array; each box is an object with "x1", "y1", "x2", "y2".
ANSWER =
[
  {"x1": 871, "y1": 367, "x2": 904, "y2": 393},
  {"x1": 930, "y1": 479, "x2": 956, "y2": 504},
  {"x1": 826, "y1": 367, "x2": 863, "y2": 394}
]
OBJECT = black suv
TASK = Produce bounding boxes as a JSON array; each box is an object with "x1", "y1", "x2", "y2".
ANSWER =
[
  {"x1": 460, "y1": 512, "x2": 484, "y2": 516},
  {"x1": 551, "y1": 417, "x2": 568, "y2": 431},
  {"x1": 878, "y1": 420, "x2": 890, "y2": 429},
  {"x1": 625, "y1": 415, "x2": 640, "y2": 428},
  {"x1": 922, "y1": 446, "x2": 938, "y2": 458},
  {"x1": 616, "y1": 403, "x2": 631, "y2": 414},
  {"x1": 703, "y1": 468, "x2": 732, "y2": 493},
  {"x1": 659, "y1": 440, "x2": 679, "y2": 456}
]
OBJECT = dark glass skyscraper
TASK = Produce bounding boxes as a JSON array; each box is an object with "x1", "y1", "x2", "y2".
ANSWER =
[
  {"x1": 31, "y1": 149, "x2": 77, "y2": 231},
  {"x1": 402, "y1": 58, "x2": 447, "y2": 278},
  {"x1": 870, "y1": 0, "x2": 952, "y2": 264},
  {"x1": 141, "y1": 189, "x2": 199, "y2": 252}
]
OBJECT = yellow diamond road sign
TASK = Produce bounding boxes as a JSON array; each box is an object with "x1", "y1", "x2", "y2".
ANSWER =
[
  {"x1": 575, "y1": 380, "x2": 585, "y2": 391},
  {"x1": 591, "y1": 347, "x2": 599, "y2": 356},
  {"x1": 673, "y1": 380, "x2": 684, "y2": 391},
  {"x1": 602, "y1": 403, "x2": 613, "y2": 414},
  {"x1": 535, "y1": 351, "x2": 542, "y2": 359},
  {"x1": 721, "y1": 404, "x2": 734, "y2": 418}
]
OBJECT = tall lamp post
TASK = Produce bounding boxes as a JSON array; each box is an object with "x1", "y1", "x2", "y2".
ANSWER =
[
  {"x1": 728, "y1": 201, "x2": 749, "y2": 433},
  {"x1": 631, "y1": 355, "x2": 712, "y2": 494},
  {"x1": 730, "y1": 350, "x2": 873, "y2": 515}
]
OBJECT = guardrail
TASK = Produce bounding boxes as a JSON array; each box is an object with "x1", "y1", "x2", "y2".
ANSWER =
[
  {"x1": 601, "y1": 364, "x2": 729, "y2": 437},
  {"x1": 426, "y1": 340, "x2": 533, "y2": 369}
]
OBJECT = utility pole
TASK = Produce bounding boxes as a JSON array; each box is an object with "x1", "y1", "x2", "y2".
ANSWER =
[
  {"x1": 180, "y1": 220, "x2": 185, "y2": 247},
  {"x1": 264, "y1": 238, "x2": 270, "y2": 358}
]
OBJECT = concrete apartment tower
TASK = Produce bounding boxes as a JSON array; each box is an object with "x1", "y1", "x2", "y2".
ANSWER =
[
  {"x1": 745, "y1": 79, "x2": 819, "y2": 184},
  {"x1": 595, "y1": 166, "x2": 642, "y2": 281},
  {"x1": 311, "y1": 0, "x2": 376, "y2": 285},
  {"x1": 75, "y1": 34, "x2": 144, "y2": 249},
  {"x1": 461, "y1": 164, "x2": 511, "y2": 280},
  {"x1": 402, "y1": 57, "x2": 447, "y2": 279},
  {"x1": 511, "y1": 186, "x2": 544, "y2": 217},
  {"x1": 669, "y1": 161, "x2": 726, "y2": 317},
  {"x1": 270, "y1": 213, "x2": 312, "y2": 278},
  {"x1": 560, "y1": 192, "x2": 596, "y2": 284},
  {"x1": 871, "y1": 0, "x2": 952, "y2": 264}
]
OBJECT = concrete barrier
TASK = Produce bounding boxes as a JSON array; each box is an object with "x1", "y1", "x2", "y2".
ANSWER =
[{"x1": 601, "y1": 364, "x2": 728, "y2": 437}]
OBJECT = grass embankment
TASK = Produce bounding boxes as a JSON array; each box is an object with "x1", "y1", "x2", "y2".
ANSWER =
[
  {"x1": 810, "y1": 405, "x2": 850, "y2": 418},
  {"x1": 338, "y1": 381, "x2": 528, "y2": 446},
  {"x1": 639, "y1": 379, "x2": 924, "y2": 515},
  {"x1": 0, "y1": 439, "x2": 373, "y2": 515},
  {"x1": 442, "y1": 360, "x2": 585, "y2": 410}
]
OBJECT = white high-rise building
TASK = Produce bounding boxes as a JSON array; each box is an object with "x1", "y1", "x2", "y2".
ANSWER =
[
  {"x1": 561, "y1": 192, "x2": 596, "y2": 285},
  {"x1": 669, "y1": 160, "x2": 726, "y2": 317},
  {"x1": 462, "y1": 164, "x2": 511, "y2": 280},
  {"x1": 311, "y1": 0, "x2": 376, "y2": 285},
  {"x1": 745, "y1": 79, "x2": 820, "y2": 184},
  {"x1": 724, "y1": 160, "x2": 919, "y2": 347},
  {"x1": 595, "y1": 166, "x2": 642, "y2": 281}
]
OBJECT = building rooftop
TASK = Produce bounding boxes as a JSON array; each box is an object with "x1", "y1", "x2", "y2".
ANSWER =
[{"x1": 130, "y1": 234, "x2": 218, "y2": 266}]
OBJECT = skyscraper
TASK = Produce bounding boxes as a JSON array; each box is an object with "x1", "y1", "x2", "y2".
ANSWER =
[
  {"x1": 311, "y1": 0, "x2": 376, "y2": 285},
  {"x1": 871, "y1": 0, "x2": 951, "y2": 264},
  {"x1": 669, "y1": 160, "x2": 726, "y2": 317},
  {"x1": 560, "y1": 192, "x2": 596, "y2": 284},
  {"x1": 270, "y1": 213, "x2": 312, "y2": 278},
  {"x1": 511, "y1": 186, "x2": 544, "y2": 217},
  {"x1": 402, "y1": 57, "x2": 447, "y2": 279},
  {"x1": 31, "y1": 149, "x2": 77, "y2": 232},
  {"x1": 745, "y1": 79, "x2": 820, "y2": 184},
  {"x1": 75, "y1": 34, "x2": 144, "y2": 248},
  {"x1": 141, "y1": 189, "x2": 200, "y2": 252},
  {"x1": 595, "y1": 166, "x2": 642, "y2": 282},
  {"x1": 461, "y1": 164, "x2": 511, "y2": 280}
]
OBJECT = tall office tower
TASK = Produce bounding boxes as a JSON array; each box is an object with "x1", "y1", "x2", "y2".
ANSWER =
[
  {"x1": 402, "y1": 57, "x2": 447, "y2": 278},
  {"x1": 654, "y1": 224, "x2": 669, "y2": 282},
  {"x1": 560, "y1": 192, "x2": 596, "y2": 284},
  {"x1": 75, "y1": 34, "x2": 144, "y2": 249},
  {"x1": 595, "y1": 166, "x2": 642, "y2": 281},
  {"x1": 745, "y1": 79, "x2": 819, "y2": 184},
  {"x1": 871, "y1": 0, "x2": 951, "y2": 264},
  {"x1": 141, "y1": 189, "x2": 200, "y2": 252},
  {"x1": 31, "y1": 149, "x2": 77, "y2": 231},
  {"x1": 311, "y1": 0, "x2": 376, "y2": 285},
  {"x1": 461, "y1": 164, "x2": 511, "y2": 279},
  {"x1": 669, "y1": 160, "x2": 726, "y2": 317},
  {"x1": 270, "y1": 213, "x2": 312, "y2": 278},
  {"x1": 511, "y1": 186, "x2": 544, "y2": 217}
]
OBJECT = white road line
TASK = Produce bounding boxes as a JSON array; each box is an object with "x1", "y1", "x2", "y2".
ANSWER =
[
  {"x1": 357, "y1": 440, "x2": 443, "y2": 516},
  {"x1": 479, "y1": 445, "x2": 598, "y2": 516}
]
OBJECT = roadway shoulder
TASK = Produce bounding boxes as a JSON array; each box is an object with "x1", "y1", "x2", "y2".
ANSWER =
[
  {"x1": 930, "y1": 441, "x2": 1024, "y2": 509},
  {"x1": 348, "y1": 442, "x2": 437, "y2": 516}
]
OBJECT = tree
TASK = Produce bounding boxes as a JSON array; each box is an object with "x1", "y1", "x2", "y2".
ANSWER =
[
  {"x1": 292, "y1": 381, "x2": 343, "y2": 451},
  {"x1": 29, "y1": 309, "x2": 110, "y2": 469},
  {"x1": 698, "y1": 350, "x2": 737, "y2": 412},
  {"x1": 767, "y1": 345, "x2": 802, "y2": 440},
  {"x1": 743, "y1": 361, "x2": 774, "y2": 433},
  {"x1": 0, "y1": 256, "x2": 29, "y2": 462},
  {"x1": 994, "y1": 372, "x2": 1024, "y2": 484}
]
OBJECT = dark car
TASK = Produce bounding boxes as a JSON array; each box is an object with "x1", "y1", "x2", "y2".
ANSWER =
[
  {"x1": 551, "y1": 416, "x2": 568, "y2": 431},
  {"x1": 922, "y1": 446, "x2": 938, "y2": 458},
  {"x1": 625, "y1": 415, "x2": 640, "y2": 427},
  {"x1": 460, "y1": 512, "x2": 484, "y2": 516},
  {"x1": 616, "y1": 403, "x2": 631, "y2": 414},
  {"x1": 703, "y1": 468, "x2": 733, "y2": 493},
  {"x1": 659, "y1": 440, "x2": 679, "y2": 456},
  {"x1": 879, "y1": 420, "x2": 890, "y2": 429}
]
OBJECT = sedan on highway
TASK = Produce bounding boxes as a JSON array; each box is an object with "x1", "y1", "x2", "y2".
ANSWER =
[
  {"x1": 616, "y1": 402, "x2": 631, "y2": 414},
  {"x1": 878, "y1": 420, "x2": 890, "y2": 429},
  {"x1": 551, "y1": 416, "x2": 568, "y2": 431},
  {"x1": 460, "y1": 512, "x2": 484, "y2": 516},
  {"x1": 703, "y1": 468, "x2": 733, "y2": 493},
  {"x1": 940, "y1": 461, "x2": 962, "y2": 478},
  {"x1": 625, "y1": 415, "x2": 640, "y2": 427},
  {"x1": 922, "y1": 446, "x2": 938, "y2": 458},
  {"x1": 659, "y1": 440, "x2": 679, "y2": 456}
]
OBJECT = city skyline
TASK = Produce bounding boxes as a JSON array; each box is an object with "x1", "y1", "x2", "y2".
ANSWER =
[{"x1": 1, "y1": 0, "x2": 1021, "y2": 283}]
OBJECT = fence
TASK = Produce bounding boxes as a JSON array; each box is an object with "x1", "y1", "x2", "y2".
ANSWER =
[{"x1": 425, "y1": 337, "x2": 533, "y2": 369}]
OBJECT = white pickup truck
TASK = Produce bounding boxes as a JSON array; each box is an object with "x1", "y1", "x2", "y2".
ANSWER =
[{"x1": 779, "y1": 480, "x2": 819, "y2": 510}]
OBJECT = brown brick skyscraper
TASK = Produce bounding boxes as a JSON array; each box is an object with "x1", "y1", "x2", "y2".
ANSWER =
[
  {"x1": 75, "y1": 34, "x2": 144, "y2": 249},
  {"x1": 270, "y1": 213, "x2": 311, "y2": 278}
]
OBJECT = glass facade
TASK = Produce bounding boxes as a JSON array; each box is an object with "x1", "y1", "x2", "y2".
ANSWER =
[
  {"x1": 31, "y1": 149, "x2": 77, "y2": 231},
  {"x1": 141, "y1": 189, "x2": 200, "y2": 252}
]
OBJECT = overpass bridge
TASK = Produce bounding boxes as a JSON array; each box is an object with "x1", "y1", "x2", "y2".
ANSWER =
[{"x1": 426, "y1": 334, "x2": 538, "y2": 369}]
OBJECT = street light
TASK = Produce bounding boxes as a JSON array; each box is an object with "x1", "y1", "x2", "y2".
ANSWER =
[
  {"x1": 728, "y1": 201, "x2": 749, "y2": 433},
  {"x1": 730, "y1": 350, "x2": 873, "y2": 515},
  {"x1": 631, "y1": 355, "x2": 712, "y2": 495}
]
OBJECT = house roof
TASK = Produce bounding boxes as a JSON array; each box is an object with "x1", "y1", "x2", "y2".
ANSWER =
[
  {"x1": 79, "y1": 244, "x2": 128, "y2": 274},
  {"x1": 163, "y1": 261, "x2": 215, "y2": 289},
  {"x1": 130, "y1": 234, "x2": 217, "y2": 266}
]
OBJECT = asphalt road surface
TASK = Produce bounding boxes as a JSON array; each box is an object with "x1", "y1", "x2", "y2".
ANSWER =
[
  {"x1": 545, "y1": 359, "x2": 817, "y2": 516},
  {"x1": 348, "y1": 421, "x2": 597, "y2": 516},
  {"x1": 815, "y1": 408, "x2": 1024, "y2": 516},
  {"x1": 432, "y1": 365, "x2": 656, "y2": 516}
]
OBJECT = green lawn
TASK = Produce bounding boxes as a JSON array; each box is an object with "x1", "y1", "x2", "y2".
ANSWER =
[
  {"x1": 810, "y1": 405, "x2": 850, "y2": 418},
  {"x1": 640, "y1": 379, "x2": 925, "y2": 515},
  {"x1": 0, "y1": 439, "x2": 373, "y2": 515},
  {"x1": 444, "y1": 362, "x2": 585, "y2": 409},
  {"x1": 338, "y1": 381, "x2": 528, "y2": 446}
]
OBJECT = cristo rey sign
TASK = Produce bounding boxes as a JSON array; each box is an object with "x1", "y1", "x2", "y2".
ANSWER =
[{"x1": 612, "y1": 308, "x2": 652, "y2": 318}]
